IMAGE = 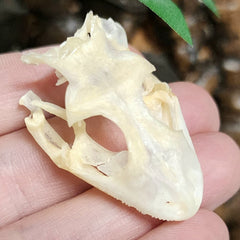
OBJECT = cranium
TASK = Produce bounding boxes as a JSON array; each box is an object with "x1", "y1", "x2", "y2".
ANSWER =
[{"x1": 19, "y1": 12, "x2": 203, "y2": 221}]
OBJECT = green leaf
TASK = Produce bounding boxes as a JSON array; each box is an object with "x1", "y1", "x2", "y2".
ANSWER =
[
  {"x1": 139, "y1": 0, "x2": 192, "y2": 46},
  {"x1": 201, "y1": 0, "x2": 219, "y2": 17}
]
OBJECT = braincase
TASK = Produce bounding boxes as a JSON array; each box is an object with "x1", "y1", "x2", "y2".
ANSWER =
[{"x1": 23, "y1": 11, "x2": 155, "y2": 120}]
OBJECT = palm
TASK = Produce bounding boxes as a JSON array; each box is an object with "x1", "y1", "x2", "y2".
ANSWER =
[{"x1": 0, "y1": 48, "x2": 239, "y2": 239}]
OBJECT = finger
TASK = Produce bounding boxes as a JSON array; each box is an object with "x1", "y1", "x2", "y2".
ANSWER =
[
  {"x1": 1, "y1": 47, "x2": 219, "y2": 137},
  {"x1": 139, "y1": 209, "x2": 229, "y2": 240},
  {"x1": 0, "y1": 47, "x2": 66, "y2": 136},
  {"x1": 0, "y1": 114, "x2": 126, "y2": 227},
  {"x1": 0, "y1": 117, "x2": 90, "y2": 228},
  {"x1": 170, "y1": 82, "x2": 220, "y2": 135},
  {"x1": 193, "y1": 132, "x2": 240, "y2": 210},
  {"x1": 0, "y1": 188, "x2": 160, "y2": 240},
  {"x1": 1, "y1": 120, "x2": 238, "y2": 229}
]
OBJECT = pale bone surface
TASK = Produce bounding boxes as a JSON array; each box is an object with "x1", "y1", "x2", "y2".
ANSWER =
[{"x1": 19, "y1": 12, "x2": 203, "y2": 221}]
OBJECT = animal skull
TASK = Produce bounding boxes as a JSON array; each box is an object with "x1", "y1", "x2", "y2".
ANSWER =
[{"x1": 19, "y1": 12, "x2": 203, "y2": 221}]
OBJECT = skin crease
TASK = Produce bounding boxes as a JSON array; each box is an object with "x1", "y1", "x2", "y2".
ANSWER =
[{"x1": 0, "y1": 48, "x2": 240, "y2": 240}]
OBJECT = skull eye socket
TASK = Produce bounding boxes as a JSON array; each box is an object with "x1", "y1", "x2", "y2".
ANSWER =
[
  {"x1": 85, "y1": 115, "x2": 127, "y2": 152},
  {"x1": 83, "y1": 115, "x2": 129, "y2": 177}
]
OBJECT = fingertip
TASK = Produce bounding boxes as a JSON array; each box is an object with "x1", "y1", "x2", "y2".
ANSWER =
[{"x1": 193, "y1": 132, "x2": 240, "y2": 210}]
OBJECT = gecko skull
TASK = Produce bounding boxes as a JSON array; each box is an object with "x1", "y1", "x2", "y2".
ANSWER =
[{"x1": 19, "y1": 12, "x2": 203, "y2": 221}]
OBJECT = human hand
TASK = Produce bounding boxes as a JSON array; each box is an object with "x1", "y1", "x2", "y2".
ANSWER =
[{"x1": 0, "y1": 48, "x2": 240, "y2": 239}]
